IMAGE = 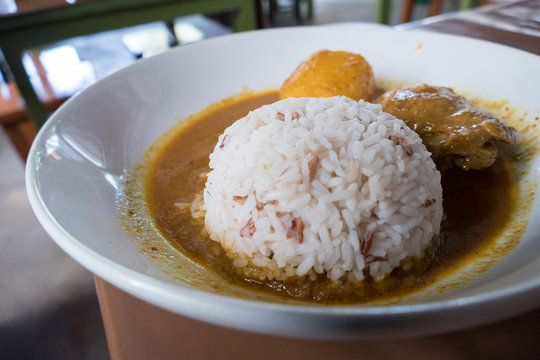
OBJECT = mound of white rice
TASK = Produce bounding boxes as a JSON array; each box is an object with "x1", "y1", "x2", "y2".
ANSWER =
[{"x1": 201, "y1": 96, "x2": 442, "y2": 282}]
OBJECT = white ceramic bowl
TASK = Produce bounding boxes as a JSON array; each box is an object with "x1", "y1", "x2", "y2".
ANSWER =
[{"x1": 26, "y1": 23, "x2": 540, "y2": 339}]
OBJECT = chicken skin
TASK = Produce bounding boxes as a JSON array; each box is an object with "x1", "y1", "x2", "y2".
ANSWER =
[{"x1": 376, "y1": 84, "x2": 519, "y2": 171}]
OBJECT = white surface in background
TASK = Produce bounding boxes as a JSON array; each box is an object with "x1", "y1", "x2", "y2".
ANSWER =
[{"x1": 39, "y1": 46, "x2": 96, "y2": 98}]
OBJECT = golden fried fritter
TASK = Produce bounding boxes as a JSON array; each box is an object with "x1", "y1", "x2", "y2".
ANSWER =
[{"x1": 280, "y1": 50, "x2": 375, "y2": 101}]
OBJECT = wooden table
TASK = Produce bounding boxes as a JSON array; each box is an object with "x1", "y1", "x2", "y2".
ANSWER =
[
  {"x1": 96, "y1": 5, "x2": 540, "y2": 358},
  {"x1": 95, "y1": 275, "x2": 540, "y2": 359},
  {"x1": 397, "y1": 0, "x2": 540, "y2": 55},
  {"x1": 376, "y1": 0, "x2": 483, "y2": 24}
]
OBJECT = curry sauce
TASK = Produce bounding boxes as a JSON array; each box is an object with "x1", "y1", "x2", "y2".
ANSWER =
[{"x1": 141, "y1": 91, "x2": 519, "y2": 304}]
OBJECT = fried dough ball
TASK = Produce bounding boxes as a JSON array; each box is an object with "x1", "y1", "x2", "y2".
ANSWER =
[
  {"x1": 279, "y1": 50, "x2": 375, "y2": 101},
  {"x1": 376, "y1": 84, "x2": 520, "y2": 171}
]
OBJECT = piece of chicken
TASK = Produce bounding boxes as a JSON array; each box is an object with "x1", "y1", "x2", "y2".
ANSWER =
[
  {"x1": 280, "y1": 50, "x2": 375, "y2": 101},
  {"x1": 376, "y1": 84, "x2": 519, "y2": 171}
]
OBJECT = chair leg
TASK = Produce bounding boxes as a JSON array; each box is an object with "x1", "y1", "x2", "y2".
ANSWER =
[
  {"x1": 306, "y1": 0, "x2": 313, "y2": 20},
  {"x1": 376, "y1": 0, "x2": 391, "y2": 24},
  {"x1": 429, "y1": 0, "x2": 443, "y2": 17},
  {"x1": 460, "y1": 0, "x2": 480, "y2": 10},
  {"x1": 400, "y1": 0, "x2": 414, "y2": 23},
  {"x1": 165, "y1": 21, "x2": 179, "y2": 47},
  {"x1": 255, "y1": 0, "x2": 267, "y2": 28},
  {"x1": 234, "y1": 0, "x2": 258, "y2": 31},
  {"x1": 269, "y1": 0, "x2": 277, "y2": 25},
  {"x1": 294, "y1": 0, "x2": 301, "y2": 23},
  {"x1": 2, "y1": 48, "x2": 49, "y2": 129}
]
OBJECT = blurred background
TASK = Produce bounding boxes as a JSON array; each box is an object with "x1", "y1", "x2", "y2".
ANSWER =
[{"x1": 0, "y1": 0, "x2": 512, "y2": 358}]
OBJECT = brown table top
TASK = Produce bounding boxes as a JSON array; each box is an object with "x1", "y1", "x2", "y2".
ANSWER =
[
  {"x1": 397, "y1": 0, "x2": 540, "y2": 56},
  {"x1": 96, "y1": 276, "x2": 540, "y2": 360}
]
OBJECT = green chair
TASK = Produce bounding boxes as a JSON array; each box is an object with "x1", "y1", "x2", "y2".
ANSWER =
[
  {"x1": 376, "y1": 0, "x2": 482, "y2": 25},
  {"x1": 0, "y1": 0, "x2": 257, "y2": 129}
]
